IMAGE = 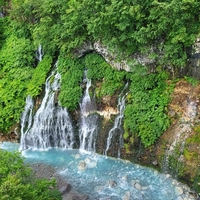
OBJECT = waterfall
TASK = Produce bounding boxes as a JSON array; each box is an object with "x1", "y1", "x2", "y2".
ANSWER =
[
  {"x1": 20, "y1": 67, "x2": 74, "y2": 150},
  {"x1": 79, "y1": 71, "x2": 99, "y2": 152},
  {"x1": 19, "y1": 96, "x2": 34, "y2": 151},
  {"x1": 36, "y1": 44, "x2": 43, "y2": 62},
  {"x1": 105, "y1": 84, "x2": 128, "y2": 157}
]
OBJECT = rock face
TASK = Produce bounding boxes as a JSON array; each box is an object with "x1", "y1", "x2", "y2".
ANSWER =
[
  {"x1": 188, "y1": 37, "x2": 200, "y2": 78},
  {"x1": 74, "y1": 38, "x2": 200, "y2": 79},
  {"x1": 161, "y1": 80, "x2": 198, "y2": 174},
  {"x1": 31, "y1": 163, "x2": 89, "y2": 200},
  {"x1": 155, "y1": 80, "x2": 200, "y2": 193},
  {"x1": 192, "y1": 37, "x2": 200, "y2": 58},
  {"x1": 74, "y1": 41, "x2": 156, "y2": 72},
  {"x1": 93, "y1": 41, "x2": 131, "y2": 71},
  {"x1": 59, "y1": 183, "x2": 71, "y2": 195}
]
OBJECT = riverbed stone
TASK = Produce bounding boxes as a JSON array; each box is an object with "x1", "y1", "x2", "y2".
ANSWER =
[
  {"x1": 94, "y1": 185, "x2": 104, "y2": 193},
  {"x1": 30, "y1": 163, "x2": 88, "y2": 200},
  {"x1": 81, "y1": 195, "x2": 89, "y2": 200},
  {"x1": 75, "y1": 154, "x2": 80, "y2": 159},
  {"x1": 189, "y1": 194, "x2": 196, "y2": 199},
  {"x1": 135, "y1": 183, "x2": 142, "y2": 190},
  {"x1": 172, "y1": 180, "x2": 178, "y2": 185},
  {"x1": 165, "y1": 174, "x2": 171, "y2": 179},
  {"x1": 122, "y1": 191, "x2": 131, "y2": 200},
  {"x1": 131, "y1": 179, "x2": 136, "y2": 186},
  {"x1": 121, "y1": 175, "x2": 128, "y2": 182},
  {"x1": 175, "y1": 187, "x2": 183, "y2": 195},
  {"x1": 152, "y1": 160, "x2": 158, "y2": 166},
  {"x1": 108, "y1": 180, "x2": 117, "y2": 187},
  {"x1": 59, "y1": 183, "x2": 71, "y2": 195},
  {"x1": 85, "y1": 158, "x2": 97, "y2": 168},
  {"x1": 154, "y1": 170, "x2": 158, "y2": 175},
  {"x1": 78, "y1": 161, "x2": 87, "y2": 171}
]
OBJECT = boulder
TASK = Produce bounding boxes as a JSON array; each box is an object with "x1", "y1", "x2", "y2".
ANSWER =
[
  {"x1": 59, "y1": 183, "x2": 71, "y2": 195},
  {"x1": 122, "y1": 191, "x2": 131, "y2": 200},
  {"x1": 78, "y1": 161, "x2": 87, "y2": 171},
  {"x1": 135, "y1": 182, "x2": 142, "y2": 190},
  {"x1": 108, "y1": 180, "x2": 117, "y2": 187},
  {"x1": 175, "y1": 187, "x2": 183, "y2": 195}
]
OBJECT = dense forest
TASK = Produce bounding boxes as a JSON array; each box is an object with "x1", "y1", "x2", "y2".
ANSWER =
[{"x1": 0, "y1": 0, "x2": 199, "y2": 149}]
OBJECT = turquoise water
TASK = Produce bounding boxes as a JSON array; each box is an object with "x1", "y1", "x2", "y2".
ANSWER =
[{"x1": 0, "y1": 142, "x2": 196, "y2": 200}]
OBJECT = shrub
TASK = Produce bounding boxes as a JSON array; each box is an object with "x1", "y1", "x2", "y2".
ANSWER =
[
  {"x1": 124, "y1": 72, "x2": 173, "y2": 147},
  {"x1": 0, "y1": 149, "x2": 61, "y2": 200},
  {"x1": 58, "y1": 55, "x2": 84, "y2": 110}
]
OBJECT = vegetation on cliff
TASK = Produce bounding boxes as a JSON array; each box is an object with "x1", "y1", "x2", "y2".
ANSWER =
[
  {"x1": 124, "y1": 72, "x2": 173, "y2": 147},
  {"x1": 0, "y1": 0, "x2": 199, "y2": 146},
  {"x1": 3, "y1": 0, "x2": 199, "y2": 65}
]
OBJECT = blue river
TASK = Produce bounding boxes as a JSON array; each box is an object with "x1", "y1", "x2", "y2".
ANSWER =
[{"x1": 0, "y1": 142, "x2": 197, "y2": 200}]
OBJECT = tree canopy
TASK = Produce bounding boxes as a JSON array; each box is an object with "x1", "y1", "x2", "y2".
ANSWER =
[{"x1": 3, "y1": 0, "x2": 198, "y2": 63}]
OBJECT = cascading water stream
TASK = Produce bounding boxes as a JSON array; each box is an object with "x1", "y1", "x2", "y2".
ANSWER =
[
  {"x1": 0, "y1": 11, "x2": 4, "y2": 18},
  {"x1": 19, "y1": 66, "x2": 74, "y2": 150},
  {"x1": 19, "y1": 96, "x2": 34, "y2": 151},
  {"x1": 79, "y1": 71, "x2": 99, "y2": 152},
  {"x1": 36, "y1": 44, "x2": 43, "y2": 62},
  {"x1": 162, "y1": 99, "x2": 197, "y2": 176},
  {"x1": 105, "y1": 84, "x2": 128, "y2": 157}
]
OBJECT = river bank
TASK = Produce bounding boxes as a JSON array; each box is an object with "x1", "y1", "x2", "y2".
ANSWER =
[
  {"x1": 0, "y1": 138, "x2": 88, "y2": 200},
  {"x1": 30, "y1": 163, "x2": 89, "y2": 200}
]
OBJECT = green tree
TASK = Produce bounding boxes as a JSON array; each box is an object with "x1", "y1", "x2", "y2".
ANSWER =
[
  {"x1": 0, "y1": 35, "x2": 35, "y2": 132},
  {"x1": 0, "y1": 149, "x2": 61, "y2": 200}
]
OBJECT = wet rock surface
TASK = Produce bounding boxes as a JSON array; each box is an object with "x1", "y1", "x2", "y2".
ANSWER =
[{"x1": 30, "y1": 163, "x2": 89, "y2": 200}]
